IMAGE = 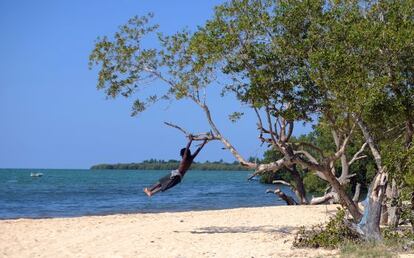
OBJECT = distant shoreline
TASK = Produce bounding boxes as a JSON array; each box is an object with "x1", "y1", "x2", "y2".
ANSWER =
[{"x1": 90, "y1": 159, "x2": 252, "y2": 171}]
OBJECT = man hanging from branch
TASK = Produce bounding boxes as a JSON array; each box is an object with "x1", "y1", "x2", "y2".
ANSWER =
[{"x1": 143, "y1": 135, "x2": 208, "y2": 197}]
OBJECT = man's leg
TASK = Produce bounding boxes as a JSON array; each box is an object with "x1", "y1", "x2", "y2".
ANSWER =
[
  {"x1": 160, "y1": 176, "x2": 181, "y2": 192},
  {"x1": 143, "y1": 174, "x2": 171, "y2": 197}
]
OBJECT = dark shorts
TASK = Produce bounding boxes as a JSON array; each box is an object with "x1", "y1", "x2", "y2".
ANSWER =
[{"x1": 158, "y1": 174, "x2": 182, "y2": 192}]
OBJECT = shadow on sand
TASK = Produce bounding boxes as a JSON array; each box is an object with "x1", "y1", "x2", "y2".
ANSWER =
[{"x1": 188, "y1": 225, "x2": 298, "y2": 234}]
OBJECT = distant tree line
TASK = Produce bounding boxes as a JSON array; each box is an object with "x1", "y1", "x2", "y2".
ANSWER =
[{"x1": 90, "y1": 159, "x2": 250, "y2": 171}]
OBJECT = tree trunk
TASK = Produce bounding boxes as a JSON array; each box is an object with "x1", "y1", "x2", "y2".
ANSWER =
[
  {"x1": 354, "y1": 115, "x2": 388, "y2": 241},
  {"x1": 387, "y1": 179, "x2": 400, "y2": 228},
  {"x1": 380, "y1": 202, "x2": 388, "y2": 225},
  {"x1": 411, "y1": 191, "x2": 414, "y2": 233},
  {"x1": 287, "y1": 165, "x2": 308, "y2": 204},
  {"x1": 358, "y1": 171, "x2": 388, "y2": 241},
  {"x1": 380, "y1": 184, "x2": 390, "y2": 225},
  {"x1": 322, "y1": 168, "x2": 362, "y2": 221},
  {"x1": 405, "y1": 119, "x2": 413, "y2": 149}
]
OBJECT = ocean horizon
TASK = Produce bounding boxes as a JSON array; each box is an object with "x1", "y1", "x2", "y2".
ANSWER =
[{"x1": 0, "y1": 169, "x2": 292, "y2": 219}]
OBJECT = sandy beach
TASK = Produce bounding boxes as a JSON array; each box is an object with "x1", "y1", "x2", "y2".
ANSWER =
[{"x1": 0, "y1": 205, "x2": 346, "y2": 258}]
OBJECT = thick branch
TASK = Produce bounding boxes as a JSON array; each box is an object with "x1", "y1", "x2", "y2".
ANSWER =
[
  {"x1": 354, "y1": 115, "x2": 383, "y2": 170},
  {"x1": 293, "y1": 151, "x2": 327, "y2": 181},
  {"x1": 294, "y1": 150, "x2": 319, "y2": 164},
  {"x1": 247, "y1": 158, "x2": 288, "y2": 180},
  {"x1": 331, "y1": 128, "x2": 341, "y2": 149},
  {"x1": 310, "y1": 192, "x2": 336, "y2": 205},
  {"x1": 286, "y1": 121, "x2": 294, "y2": 141},
  {"x1": 192, "y1": 99, "x2": 256, "y2": 168},
  {"x1": 280, "y1": 117, "x2": 287, "y2": 142},
  {"x1": 266, "y1": 188, "x2": 297, "y2": 205}
]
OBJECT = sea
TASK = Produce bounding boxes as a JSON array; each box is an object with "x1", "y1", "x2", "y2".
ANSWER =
[{"x1": 0, "y1": 169, "x2": 294, "y2": 219}]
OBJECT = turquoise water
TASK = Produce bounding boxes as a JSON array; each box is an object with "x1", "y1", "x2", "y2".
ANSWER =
[{"x1": 0, "y1": 169, "x2": 292, "y2": 219}]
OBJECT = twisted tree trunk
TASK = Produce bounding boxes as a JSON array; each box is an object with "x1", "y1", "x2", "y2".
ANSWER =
[
  {"x1": 286, "y1": 165, "x2": 308, "y2": 204},
  {"x1": 356, "y1": 116, "x2": 388, "y2": 241}
]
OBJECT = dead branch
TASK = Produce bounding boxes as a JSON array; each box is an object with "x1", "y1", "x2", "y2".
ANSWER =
[
  {"x1": 272, "y1": 180, "x2": 293, "y2": 187},
  {"x1": 310, "y1": 192, "x2": 336, "y2": 205},
  {"x1": 273, "y1": 179, "x2": 298, "y2": 195},
  {"x1": 164, "y1": 122, "x2": 219, "y2": 141},
  {"x1": 353, "y1": 183, "x2": 362, "y2": 202},
  {"x1": 266, "y1": 188, "x2": 297, "y2": 205}
]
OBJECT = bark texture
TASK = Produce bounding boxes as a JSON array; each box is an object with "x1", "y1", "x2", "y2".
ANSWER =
[{"x1": 356, "y1": 116, "x2": 388, "y2": 241}]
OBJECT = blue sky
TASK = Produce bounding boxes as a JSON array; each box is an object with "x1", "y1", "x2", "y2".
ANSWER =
[{"x1": 0, "y1": 0, "x2": 311, "y2": 169}]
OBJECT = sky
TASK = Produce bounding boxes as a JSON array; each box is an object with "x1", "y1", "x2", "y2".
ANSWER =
[{"x1": 0, "y1": 0, "x2": 312, "y2": 169}]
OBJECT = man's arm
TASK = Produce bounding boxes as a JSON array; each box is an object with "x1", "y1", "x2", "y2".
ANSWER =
[
  {"x1": 191, "y1": 139, "x2": 208, "y2": 159},
  {"x1": 183, "y1": 136, "x2": 193, "y2": 159}
]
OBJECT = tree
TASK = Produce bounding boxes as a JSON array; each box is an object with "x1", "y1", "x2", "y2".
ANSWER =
[{"x1": 89, "y1": 0, "x2": 413, "y2": 241}]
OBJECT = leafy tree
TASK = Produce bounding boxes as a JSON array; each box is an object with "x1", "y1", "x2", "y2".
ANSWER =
[{"x1": 90, "y1": 0, "x2": 414, "y2": 241}]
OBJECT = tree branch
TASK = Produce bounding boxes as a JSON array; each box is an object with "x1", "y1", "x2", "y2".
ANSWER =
[
  {"x1": 266, "y1": 188, "x2": 297, "y2": 205},
  {"x1": 328, "y1": 123, "x2": 356, "y2": 162},
  {"x1": 254, "y1": 107, "x2": 276, "y2": 144},
  {"x1": 191, "y1": 99, "x2": 256, "y2": 168},
  {"x1": 247, "y1": 157, "x2": 289, "y2": 180},
  {"x1": 285, "y1": 120, "x2": 294, "y2": 141},
  {"x1": 272, "y1": 180, "x2": 293, "y2": 187},
  {"x1": 354, "y1": 114, "x2": 383, "y2": 170},
  {"x1": 164, "y1": 122, "x2": 219, "y2": 141},
  {"x1": 349, "y1": 142, "x2": 368, "y2": 165},
  {"x1": 310, "y1": 192, "x2": 336, "y2": 205},
  {"x1": 353, "y1": 183, "x2": 362, "y2": 202},
  {"x1": 265, "y1": 106, "x2": 278, "y2": 144},
  {"x1": 293, "y1": 142, "x2": 325, "y2": 158},
  {"x1": 294, "y1": 150, "x2": 319, "y2": 164},
  {"x1": 272, "y1": 179, "x2": 298, "y2": 195}
]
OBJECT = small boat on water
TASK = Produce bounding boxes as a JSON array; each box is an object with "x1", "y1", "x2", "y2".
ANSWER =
[{"x1": 30, "y1": 172, "x2": 43, "y2": 177}]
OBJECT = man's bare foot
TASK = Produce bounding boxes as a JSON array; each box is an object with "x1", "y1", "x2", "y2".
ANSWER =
[{"x1": 143, "y1": 188, "x2": 152, "y2": 197}]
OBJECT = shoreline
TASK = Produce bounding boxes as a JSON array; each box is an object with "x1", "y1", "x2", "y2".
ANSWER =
[
  {"x1": 0, "y1": 205, "x2": 285, "y2": 221},
  {"x1": 1, "y1": 205, "x2": 340, "y2": 258}
]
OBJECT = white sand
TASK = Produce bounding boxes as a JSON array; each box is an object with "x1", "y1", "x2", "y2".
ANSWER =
[{"x1": 0, "y1": 205, "x2": 345, "y2": 258}]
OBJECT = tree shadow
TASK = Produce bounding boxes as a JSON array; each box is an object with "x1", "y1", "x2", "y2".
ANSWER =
[{"x1": 188, "y1": 225, "x2": 298, "y2": 234}]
